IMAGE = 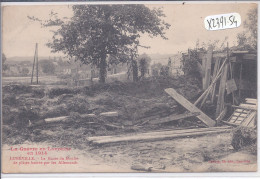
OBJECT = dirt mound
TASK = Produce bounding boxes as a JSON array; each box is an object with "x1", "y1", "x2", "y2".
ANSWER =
[{"x1": 2, "y1": 75, "x2": 202, "y2": 146}]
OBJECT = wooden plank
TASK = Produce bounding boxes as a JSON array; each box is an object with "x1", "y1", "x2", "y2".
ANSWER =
[
  {"x1": 245, "y1": 98, "x2": 257, "y2": 104},
  {"x1": 243, "y1": 54, "x2": 257, "y2": 60},
  {"x1": 202, "y1": 56, "x2": 207, "y2": 90},
  {"x1": 245, "y1": 98, "x2": 257, "y2": 102},
  {"x1": 221, "y1": 120, "x2": 240, "y2": 126},
  {"x1": 88, "y1": 126, "x2": 231, "y2": 142},
  {"x1": 100, "y1": 111, "x2": 118, "y2": 117},
  {"x1": 213, "y1": 52, "x2": 227, "y2": 58},
  {"x1": 230, "y1": 56, "x2": 237, "y2": 62},
  {"x1": 211, "y1": 58, "x2": 220, "y2": 103},
  {"x1": 241, "y1": 111, "x2": 256, "y2": 127},
  {"x1": 232, "y1": 51, "x2": 249, "y2": 54},
  {"x1": 92, "y1": 128, "x2": 231, "y2": 145},
  {"x1": 232, "y1": 105, "x2": 257, "y2": 111},
  {"x1": 44, "y1": 116, "x2": 69, "y2": 123},
  {"x1": 148, "y1": 112, "x2": 200, "y2": 125},
  {"x1": 204, "y1": 47, "x2": 213, "y2": 90},
  {"x1": 165, "y1": 88, "x2": 216, "y2": 127},
  {"x1": 197, "y1": 61, "x2": 204, "y2": 76},
  {"x1": 216, "y1": 63, "x2": 228, "y2": 117},
  {"x1": 216, "y1": 107, "x2": 227, "y2": 122}
]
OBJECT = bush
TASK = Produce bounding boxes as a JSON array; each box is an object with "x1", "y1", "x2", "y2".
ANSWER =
[
  {"x1": 32, "y1": 88, "x2": 45, "y2": 98},
  {"x1": 181, "y1": 49, "x2": 202, "y2": 80},
  {"x1": 3, "y1": 84, "x2": 32, "y2": 94},
  {"x1": 231, "y1": 126, "x2": 257, "y2": 151},
  {"x1": 48, "y1": 87, "x2": 78, "y2": 98},
  {"x1": 3, "y1": 94, "x2": 17, "y2": 106}
]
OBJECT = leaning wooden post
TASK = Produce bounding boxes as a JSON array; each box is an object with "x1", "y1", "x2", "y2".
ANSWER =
[
  {"x1": 204, "y1": 47, "x2": 213, "y2": 90},
  {"x1": 194, "y1": 58, "x2": 227, "y2": 106},
  {"x1": 210, "y1": 57, "x2": 220, "y2": 103},
  {"x1": 31, "y1": 43, "x2": 37, "y2": 84},
  {"x1": 216, "y1": 61, "x2": 228, "y2": 117},
  {"x1": 165, "y1": 88, "x2": 216, "y2": 127},
  {"x1": 36, "y1": 43, "x2": 39, "y2": 84}
]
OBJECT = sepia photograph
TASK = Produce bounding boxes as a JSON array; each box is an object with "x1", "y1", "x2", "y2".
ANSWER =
[{"x1": 1, "y1": 2, "x2": 258, "y2": 173}]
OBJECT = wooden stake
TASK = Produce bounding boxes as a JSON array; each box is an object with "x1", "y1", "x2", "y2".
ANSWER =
[
  {"x1": 36, "y1": 43, "x2": 38, "y2": 84},
  {"x1": 239, "y1": 63, "x2": 243, "y2": 99},
  {"x1": 210, "y1": 58, "x2": 220, "y2": 103},
  {"x1": 204, "y1": 47, "x2": 213, "y2": 90},
  {"x1": 216, "y1": 63, "x2": 228, "y2": 117},
  {"x1": 31, "y1": 43, "x2": 37, "y2": 84}
]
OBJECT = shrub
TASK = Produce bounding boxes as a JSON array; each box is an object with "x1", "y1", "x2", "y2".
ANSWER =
[
  {"x1": 231, "y1": 126, "x2": 257, "y2": 151},
  {"x1": 48, "y1": 87, "x2": 78, "y2": 98}
]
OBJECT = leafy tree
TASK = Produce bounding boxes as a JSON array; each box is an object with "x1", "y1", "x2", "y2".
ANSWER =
[
  {"x1": 237, "y1": 7, "x2": 257, "y2": 50},
  {"x1": 137, "y1": 53, "x2": 151, "y2": 79},
  {"x1": 33, "y1": 5, "x2": 170, "y2": 83},
  {"x1": 21, "y1": 67, "x2": 29, "y2": 76},
  {"x1": 151, "y1": 62, "x2": 162, "y2": 76},
  {"x1": 160, "y1": 65, "x2": 170, "y2": 77},
  {"x1": 2, "y1": 53, "x2": 8, "y2": 71},
  {"x1": 39, "y1": 59, "x2": 55, "y2": 74}
]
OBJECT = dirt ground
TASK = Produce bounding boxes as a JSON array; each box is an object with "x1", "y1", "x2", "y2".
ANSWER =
[
  {"x1": 2, "y1": 132, "x2": 257, "y2": 173},
  {"x1": 2, "y1": 76, "x2": 257, "y2": 172}
]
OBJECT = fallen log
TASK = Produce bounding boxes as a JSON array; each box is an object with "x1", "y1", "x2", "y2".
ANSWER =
[
  {"x1": 87, "y1": 126, "x2": 232, "y2": 145},
  {"x1": 165, "y1": 88, "x2": 216, "y2": 127},
  {"x1": 148, "y1": 112, "x2": 200, "y2": 125}
]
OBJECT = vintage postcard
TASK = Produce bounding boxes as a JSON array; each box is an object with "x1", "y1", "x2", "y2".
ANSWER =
[{"x1": 1, "y1": 2, "x2": 258, "y2": 173}]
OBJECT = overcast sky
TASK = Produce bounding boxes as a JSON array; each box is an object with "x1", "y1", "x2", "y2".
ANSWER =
[{"x1": 2, "y1": 3, "x2": 257, "y2": 58}]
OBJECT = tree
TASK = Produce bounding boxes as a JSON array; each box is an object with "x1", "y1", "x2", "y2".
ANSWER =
[
  {"x1": 137, "y1": 53, "x2": 151, "y2": 79},
  {"x1": 2, "y1": 53, "x2": 8, "y2": 71},
  {"x1": 21, "y1": 67, "x2": 29, "y2": 76},
  {"x1": 39, "y1": 59, "x2": 55, "y2": 74},
  {"x1": 237, "y1": 7, "x2": 257, "y2": 50},
  {"x1": 35, "y1": 5, "x2": 170, "y2": 83},
  {"x1": 151, "y1": 63, "x2": 162, "y2": 76}
]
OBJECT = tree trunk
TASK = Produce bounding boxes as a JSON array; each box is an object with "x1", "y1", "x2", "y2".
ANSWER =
[
  {"x1": 99, "y1": 55, "x2": 107, "y2": 83},
  {"x1": 132, "y1": 60, "x2": 138, "y2": 82}
]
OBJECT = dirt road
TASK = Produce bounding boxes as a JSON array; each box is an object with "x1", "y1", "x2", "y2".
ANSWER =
[{"x1": 2, "y1": 132, "x2": 257, "y2": 173}]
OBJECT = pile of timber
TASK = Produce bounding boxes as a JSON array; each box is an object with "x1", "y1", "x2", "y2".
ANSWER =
[
  {"x1": 87, "y1": 126, "x2": 232, "y2": 145},
  {"x1": 222, "y1": 98, "x2": 257, "y2": 128}
]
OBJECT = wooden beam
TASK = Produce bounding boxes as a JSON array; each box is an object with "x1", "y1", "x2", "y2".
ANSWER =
[
  {"x1": 216, "y1": 63, "x2": 228, "y2": 117},
  {"x1": 245, "y1": 98, "x2": 257, "y2": 105},
  {"x1": 212, "y1": 52, "x2": 227, "y2": 58},
  {"x1": 44, "y1": 116, "x2": 69, "y2": 123},
  {"x1": 231, "y1": 51, "x2": 249, "y2": 54},
  {"x1": 88, "y1": 127, "x2": 232, "y2": 145},
  {"x1": 216, "y1": 107, "x2": 227, "y2": 122},
  {"x1": 221, "y1": 120, "x2": 240, "y2": 126},
  {"x1": 211, "y1": 58, "x2": 221, "y2": 103},
  {"x1": 232, "y1": 105, "x2": 257, "y2": 111},
  {"x1": 88, "y1": 126, "x2": 232, "y2": 141},
  {"x1": 243, "y1": 54, "x2": 257, "y2": 60},
  {"x1": 202, "y1": 56, "x2": 207, "y2": 90},
  {"x1": 165, "y1": 88, "x2": 216, "y2": 127},
  {"x1": 204, "y1": 47, "x2": 213, "y2": 90},
  {"x1": 148, "y1": 112, "x2": 200, "y2": 125},
  {"x1": 241, "y1": 111, "x2": 256, "y2": 127}
]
